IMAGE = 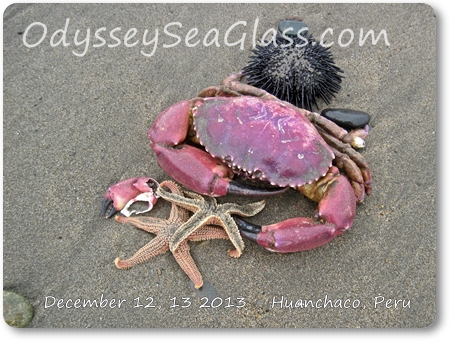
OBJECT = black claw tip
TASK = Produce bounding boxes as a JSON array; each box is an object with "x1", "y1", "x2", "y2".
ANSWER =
[
  {"x1": 101, "y1": 198, "x2": 112, "y2": 216},
  {"x1": 227, "y1": 180, "x2": 288, "y2": 196},
  {"x1": 234, "y1": 216, "x2": 261, "y2": 242},
  {"x1": 101, "y1": 198, "x2": 117, "y2": 218},
  {"x1": 106, "y1": 207, "x2": 118, "y2": 219}
]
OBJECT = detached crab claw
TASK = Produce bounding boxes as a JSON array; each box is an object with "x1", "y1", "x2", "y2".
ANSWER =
[{"x1": 102, "y1": 177, "x2": 159, "y2": 218}]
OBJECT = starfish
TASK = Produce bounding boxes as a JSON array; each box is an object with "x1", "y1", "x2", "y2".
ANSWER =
[
  {"x1": 156, "y1": 184, "x2": 266, "y2": 258},
  {"x1": 114, "y1": 180, "x2": 230, "y2": 289}
]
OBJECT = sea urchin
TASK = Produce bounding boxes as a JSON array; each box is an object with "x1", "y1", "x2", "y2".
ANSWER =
[{"x1": 242, "y1": 29, "x2": 344, "y2": 111}]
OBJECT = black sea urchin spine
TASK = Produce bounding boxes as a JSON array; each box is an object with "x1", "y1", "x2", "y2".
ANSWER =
[{"x1": 243, "y1": 34, "x2": 343, "y2": 111}]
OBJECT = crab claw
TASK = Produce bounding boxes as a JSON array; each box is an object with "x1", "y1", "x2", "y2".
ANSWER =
[
  {"x1": 236, "y1": 217, "x2": 340, "y2": 253},
  {"x1": 119, "y1": 191, "x2": 158, "y2": 217},
  {"x1": 236, "y1": 171, "x2": 356, "y2": 253},
  {"x1": 102, "y1": 177, "x2": 159, "y2": 218}
]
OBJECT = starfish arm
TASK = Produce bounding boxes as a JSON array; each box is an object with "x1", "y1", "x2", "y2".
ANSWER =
[
  {"x1": 115, "y1": 215, "x2": 167, "y2": 234},
  {"x1": 159, "y1": 181, "x2": 191, "y2": 223},
  {"x1": 115, "y1": 235, "x2": 168, "y2": 269},
  {"x1": 187, "y1": 225, "x2": 230, "y2": 242},
  {"x1": 216, "y1": 214, "x2": 246, "y2": 258},
  {"x1": 157, "y1": 186, "x2": 203, "y2": 213},
  {"x1": 220, "y1": 200, "x2": 266, "y2": 217},
  {"x1": 168, "y1": 205, "x2": 190, "y2": 225},
  {"x1": 169, "y1": 211, "x2": 210, "y2": 252},
  {"x1": 172, "y1": 242, "x2": 204, "y2": 289},
  {"x1": 183, "y1": 190, "x2": 209, "y2": 201}
]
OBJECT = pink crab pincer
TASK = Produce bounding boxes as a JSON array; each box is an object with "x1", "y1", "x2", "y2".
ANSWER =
[
  {"x1": 102, "y1": 177, "x2": 159, "y2": 218},
  {"x1": 104, "y1": 73, "x2": 372, "y2": 254}
]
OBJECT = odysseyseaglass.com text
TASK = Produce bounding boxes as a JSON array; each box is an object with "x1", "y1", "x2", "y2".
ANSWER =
[{"x1": 22, "y1": 18, "x2": 391, "y2": 57}]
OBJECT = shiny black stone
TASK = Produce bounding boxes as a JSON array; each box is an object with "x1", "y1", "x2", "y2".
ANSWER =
[
  {"x1": 321, "y1": 108, "x2": 370, "y2": 129},
  {"x1": 278, "y1": 20, "x2": 308, "y2": 37}
]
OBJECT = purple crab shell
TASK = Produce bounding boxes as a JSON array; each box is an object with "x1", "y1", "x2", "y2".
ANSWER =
[{"x1": 193, "y1": 96, "x2": 334, "y2": 187}]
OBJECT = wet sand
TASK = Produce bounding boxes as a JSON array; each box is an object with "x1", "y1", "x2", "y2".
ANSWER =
[{"x1": 3, "y1": 3, "x2": 436, "y2": 328}]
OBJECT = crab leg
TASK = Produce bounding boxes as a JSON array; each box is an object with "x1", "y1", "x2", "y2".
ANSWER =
[
  {"x1": 331, "y1": 149, "x2": 367, "y2": 202},
  {"x1": 220, "y1": 72, "x2": 278, "y2": 100},
  {"x1": 317, "y1": 128, "x2": 372, "y2": 198},
  {"x1": 197, "y1": 73, "x2": 279, "y2": 99},
  {"x1": 237, "y1": 167, "x2": 356, "y2": 253},
  {"x1": 303, "y1": 110, "x2": 368, "y2": 149},
  {"x1": 148, "y1": 99, "x2": 286, "y2": 197}
]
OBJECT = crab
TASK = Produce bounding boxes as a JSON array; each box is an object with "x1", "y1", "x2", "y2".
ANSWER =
[{"x1": 103, "y1": 73, "x2": 372, "y2": 253}]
